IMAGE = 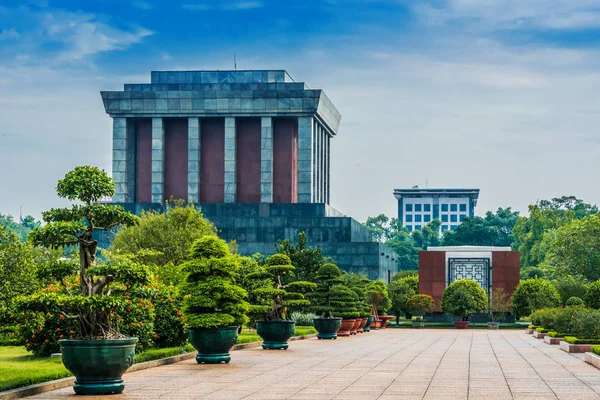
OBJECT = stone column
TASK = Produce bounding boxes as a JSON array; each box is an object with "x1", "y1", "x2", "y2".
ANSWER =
[
  {"x1": 224, "y1": 117, "x2": 236, "y2": 203},
  {"x1": 112, "y1": 117, "x2": 128, "y2": 203},
  {"x1": 297, "y1": 116, "x2": 313, "y2": 203},
  {"x1": 151, "y1": 117, "x2": 165, "y2": 203},
  {"x1": 321, "y1": 127, "x2": 326, "y2": 203},
  {"x1": 315, "y1": 124, "x2": 321, "y2": 203},
  {"x1": 126, "y1": 122, "x2": 136, "y2": 202},
  {"x1": 326, "y1": 134, "x2": 331, "y2": 204},
  {"x1": 188, "y1": 118, "x2": 200, "y2": 203},
  {"x1": 260, "y1": 117, "x2": 273, "y2": 203}
]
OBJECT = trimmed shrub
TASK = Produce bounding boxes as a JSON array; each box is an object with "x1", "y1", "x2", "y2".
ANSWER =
[
  {"x1": 585, "y1": 280, "x2": 600, "y2": 309},
  {"x1": 407, "y1": 294, "x2": 435, "y2": 317},
  {"x1": 366, "y1": 280, "x2": 391, "y2": 316},
  {"x1": 553, "y1": 307, "x2": 579, "y2": 336},
  {"x1": 553, "y1": 276, "x2": 588, "y2": 306},
  {"x1": 309, "y1": 263, "x2": 345, "y2": 318},
  {"x1": 566, "y1": 296, "x2": 585, "y2": 307},
  {"x1": 388, "y1": 277, "x2": 418, "y2": 319},
  {"x1": 592, "y1": 346, "x2": 600, "y2": 356},
  {"x1": 291, "y1": 312, "x2": 317, "y2": 326},
  {"x1": 511, "y1": 279, "x2": 561, "y2": 319},
  {"x1": 565, "y1": 336, "x2": 600, "y2": 345},
  {"x1": 536, "y1": 327, "x2": 548, "y2": 333},
  {"x1": 179, "y1": 236, "x2": 249, "y2": 329},
  {"x1": 329, "y1": 285, "x2": 360, "y2": 319},
  {"x1": 441, "y1": 279, "x2": 488, "y2": 321},
  {"x1": 572, "y1": 308, "x2": 600, "y2": 339}
]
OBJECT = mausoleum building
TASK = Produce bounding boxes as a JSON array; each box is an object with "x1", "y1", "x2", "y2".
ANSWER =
[{"x1": 100, "y1": 70, "x2": 398, "y2": 280}]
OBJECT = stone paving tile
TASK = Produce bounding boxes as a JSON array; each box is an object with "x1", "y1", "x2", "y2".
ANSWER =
[{"x1": 26, "y1": 329, "x2": 600, "y2": 399}]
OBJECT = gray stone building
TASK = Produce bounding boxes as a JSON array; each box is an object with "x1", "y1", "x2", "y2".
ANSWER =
[{"x1": 100, "y1": 70, "x2": 398, "y2": 280}]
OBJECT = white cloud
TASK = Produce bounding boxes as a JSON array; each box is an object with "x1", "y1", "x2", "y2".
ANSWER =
[
  {"x1": 181, "y1": 1, "x2": 263, "y2": 11},
  {"x1": 181, "y1": 3, "x2": 212, "y2": 11},
  {"x1": 133, "y1": 1, "x2": 153, "y2": 10},
  {"x1": 161, "y1": 52, "x2": 171, "y2": 60},
  {"x1": 0, "y1": 27, "x2": 19, "y2": 40},
  {"x1": 224, "y1": 1, "x2": 263, "y2": 10}
]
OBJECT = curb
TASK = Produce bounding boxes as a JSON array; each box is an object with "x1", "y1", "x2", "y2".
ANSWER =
[{"x1": 0, "y1": 334, "x2": 317, "y2": 399}]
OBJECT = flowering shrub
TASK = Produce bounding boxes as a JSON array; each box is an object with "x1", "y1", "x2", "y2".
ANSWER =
[
  {"x1": 572, "y1": 308, "x2": 600, "y2": 339},
  {"x1": 150, "y1": 283, "x2": 186, "y2": 348},
  {"x1": 407, "y1": 294, "x2": 435, "y2": 317}
]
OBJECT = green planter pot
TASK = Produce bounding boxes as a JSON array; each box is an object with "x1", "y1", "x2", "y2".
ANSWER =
[
  {"x1": 313, "y1": 317, "x2": 342, "y2": 340},
  {"x1": 257, "y1": 320, "x2": 295, "y2": 349},
  {"x1": 363, "y1": 316, "x2": 373, "y2": 332},
  {"x1": 59, "y1": 338, "x2": 138, "y2": 395},
  {"x1": 188, "y1": 327, "x2": 239, "y2": 364}
]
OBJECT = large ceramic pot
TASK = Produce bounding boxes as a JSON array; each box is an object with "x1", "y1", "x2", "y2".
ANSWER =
[
  {"x1": 357, "y1": 318, "x2": 368, "y2": 333},
  {"x1": 257, "y1": 320, "x2": 295, "y2": 349},
  {"x1": 350, "y1": 318, "x2": 362, "y2": 335},
  {"x1": 372, "y1": 319, "x2": 381, "y2": 329},
  {"x1": 313, "y1": 317, "x2": 342, "y2": 340},
  {"x1": 363, "y1": 316, "x2": 373, "y2": 332},
  {"x1": 188, "y1": 327, "x2": 239, "y2": 364},
  {"x1": 454, "y1": 321, "x2": 469, "y2": 329},
  {"x1": 59, "y1": 338, "x2": 138, "y2": 395},
  {"x1": 379, "y1": 315, "x2": 394, "y2": 328},
  {"x1": 337, "y1": 319, "x2": 355, "y2": 337}
]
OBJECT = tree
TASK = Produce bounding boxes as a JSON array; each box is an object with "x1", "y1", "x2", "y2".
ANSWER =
[
  {"x1": 366, "y1": 280, "x2": 391, "y2": 317},
  {"x1": 552, "y1": 276, "x2": 588, "y2": 306},
  {"x1": 0, "y1": 213, "x2": 40, "y2": 241},
  {"x1": 411, "y1": 220, "x2": 441, "y2": 249},
  {"x1": 585, "y1": 281, "x2": 600, "y2": 309},
  {"x1": 549, "y1": 213, "x2": 600, "y2": 282},
  {"x1": 309, "y1": 263, "x2": 346, "y2": 318},
  {"x1": 275, "y1": 232, "x2": 325, "y2": 283},
  {"x1": 511, "y1": 278, "x2": 561, "y2": 319},
  {"x1": 179, "y1": 236, "x2": 249, "y2": 329},
  {"x1": 363, "y1": 214, "x2": 390, "y2": 243},
  {"x1": 27, "y1": 166, "x2": 139, "y2": 337},
  {"x1": 442, "y1": 208, "x2": 519, "y2": 247},
  {"x1": 440, "y1": 279, "x2": 488, "y2": 321},
  {"x1": 363, "y1": 215, "x2": 421, "y2": 270},
  {"x1": 391, "y1": 270, "x2": 418, "y2": 280},
  {"x1": 388, "y1": 277, "x2": 418, "y2": 322},
  {"x1": 110, "y1": 202, "x2": 216, "y2": 270},
  {"x1": 0, "y1": 227, "x2": 39, "y2": 323}
]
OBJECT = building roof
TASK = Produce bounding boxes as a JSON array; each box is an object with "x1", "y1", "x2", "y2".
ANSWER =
[
  {"x1": 393, "y1": 188, "x2": 480, "y2": 200},
  {"x1": 100, "y1": 69, "x2": 342, "y2": 135},
  {"x1": 427, "y1": 246, "x2": 512, "y2": 252}
]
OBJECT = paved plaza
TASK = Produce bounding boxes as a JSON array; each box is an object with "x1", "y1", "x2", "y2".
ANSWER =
[{"x1": 30, "y1": 329, "x2": 600, "y2": 400}]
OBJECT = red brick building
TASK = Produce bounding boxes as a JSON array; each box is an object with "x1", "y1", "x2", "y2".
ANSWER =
[{"x1": 419, "y1": 246, "x2": 520, "y2": 312}]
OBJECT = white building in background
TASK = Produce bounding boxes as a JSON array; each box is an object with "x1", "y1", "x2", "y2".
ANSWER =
[{"x1": 393, "y1": 188, "x2": 480, "y2": 233}]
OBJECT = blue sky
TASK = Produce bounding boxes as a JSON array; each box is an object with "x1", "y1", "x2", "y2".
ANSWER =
[{"x1": 2, "y1": 0, "x2": 600, "y2": 222}]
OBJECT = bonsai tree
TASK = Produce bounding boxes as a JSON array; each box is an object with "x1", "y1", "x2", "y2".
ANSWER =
[
  {"x1": 407, "y1": 294, "x2": 435, "y2": 323},
  {"x1": 329, "y1": 284, "x2": 360, "y2": 319},
  {"x1": 310, "y1": 263, "x2": 345, "y2": 318},
  {"x1": 179, "y1": 236, "x2": 249, "y2": 363},
  {"x1": 366, "y1": 280, "x2": 391, "y2": 319},
  {"x1": 347, "y1": 273, "x2": 371, "y2": 319},
  {"x1": 511, "y1": 278, "x2": 561, "y2": 319},
  {"x1": 259, "y1": 254, "x2": 316, "y2": 321},
  {"x1": 441, "y1": 279, "x2": 488, "y2": 321},
  {"x1": 26, "y1": 166, "x2": 139, "y2": 338},
  {"x1": 489, "y1": 287, "x2": 511, "y2": 323},
  {"x1": 179, "y1": 236, "x2": 249, "y2": 329}
]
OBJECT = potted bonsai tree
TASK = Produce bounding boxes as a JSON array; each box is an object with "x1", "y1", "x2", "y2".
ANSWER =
[
  {"x1": 347, "y1": 273, "x2": 372, "y2": 332},
  {"x1": 388, "y1": 277, "x2": 417, "y2": 326},
  {"x1": 407, "y1": 294, "x2": 435, "y2": 328},
  {"x1": 310, "y1": 263, "x2": 344, "y2": 339},
  {"x1": 330, "y1": 284, "x2": 361, "y2": 337},
  {"x1": 25, "y1": 166, "x2": 139, "y2": 395},
  {"x1": 488, "y1": 287, "x2": 511, "y2": 329},
  {"x1": 366, "y1": 280, "x2": 391, "y2": 328},
  {"x1": 255, "y1": 254, "x2": 316, "y2": 349},
  {"x1": 441, "y1": 279, "x2": 488, "y2": 329},
  {"x1": 179, "y1": 236, "x2": 249, "y2": 363}
]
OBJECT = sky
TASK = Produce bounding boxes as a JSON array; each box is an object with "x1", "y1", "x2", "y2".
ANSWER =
[{"x1": 1, "y1": 0, "x2": 600, "y2": 223}]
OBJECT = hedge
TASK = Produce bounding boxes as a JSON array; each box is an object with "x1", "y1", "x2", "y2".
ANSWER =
[
  {"x1": 535, "y1": 327, "x2": 548, "y2": 333},
  {"x1": 564, "y1": 336, "x2": 600, "y2": 345},
  {"x1": 592, "y1": 346, "x2": 600, "y2": 356}
]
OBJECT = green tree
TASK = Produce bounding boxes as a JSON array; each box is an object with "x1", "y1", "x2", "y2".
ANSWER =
[
  {"x1": 391, "y1": 270, "x2": 418, "y2": 280},
  {"x1": 440, "y1": 279, "x2": 488, "y2": 321},
  {"x1": 549, "y1": 213, "x2": 600, "y2": 282},
  {"x1": 309, "y1": 263, "x2": 345, "y2": 318},
  {"x1": 442, "y1": 208, "x2": 519, "y2": 247},
  {"x1": 275, "y1": 232, "x2": 325, "y2": 283},
  {"x1": 179, "y1": 236, "x2": 249, "y2": 329},
  {"x1": 388, "y1": 278, "x2": 417, "y2": 323},
  {"x1": 0, "y1": 213, "x2": 40, "y2": 241},
  {"x1": 552, "y1": 276, "x2": 588, "y2": 306},
  {"x1": 363, "y1": 215, "x2": 421, "y2": 270},
  {"x1": 411, "y1": 220, "x2": 441, "y2": 249},
  {"x1": 329, "y1": 285, "x2": 360, "y2": 319},
  {"x1": 585, "y1": 280, "x2": 600, "y2": 309},
  {"x1": 27, "y1": 166, "x2": 140, "y2": 337},
  {"x1": 110, "y1": 202, "x2": 216, "y2": 270},
  {"x1": 0, "y1": 227, "x2": 39, "y2": 323},
  {"x1": 366, "y1": 280, "x2": 391, "y2": 316},
  {"x1": 511, "y1": 278, "x2": 561, "y2": 319}
]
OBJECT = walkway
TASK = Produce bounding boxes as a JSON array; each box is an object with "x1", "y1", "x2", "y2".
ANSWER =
[{"x1": 29, "y1": 329, "x2": 600, "y2": 399}]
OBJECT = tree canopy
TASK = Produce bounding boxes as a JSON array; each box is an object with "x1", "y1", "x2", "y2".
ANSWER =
[{"x1": 441, "y1": 208, "x2": 519, "y2": 247}]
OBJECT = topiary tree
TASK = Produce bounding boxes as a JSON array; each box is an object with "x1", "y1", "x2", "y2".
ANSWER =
[
  {"x1": 309, "y1": 263, "x2": 345, "y2": 318},
  {"x1": 329, "y1": 285, "x2": 360, "y2": 319},
  {"x1": 489, "y1": 287, "x2": 511, "y2": 323},
  {"x1": 585, "y1": 280, "x2": 600, "y2": 309},
  {"x1": 552, "y1": 276, "x2": 588, "y2": 306},
  {"x1": 256, "y1": 254, "x2": 316, "y2": 321},
  {"x1": 441, "y1": 279, "x2": 488, "y2": 321},
  {"x1": 566, "y1": 296, "x2": 585, "y2": 307},
  {"x1": 407, "y1": 294, "x2": 435, "y2": 319},
  {"x1": 366, "y1": 280, "x2": 391, "y2": 318},
  {"x1": 179, "y1": 236, "x2": 249, "y2": 329},
  {"x1": 25, "y1": 166, "x2": 141, "y2": 338},
  {"x1": 511, "y1": 278, "x2": 561, "y2": 319},
  {"x1": 347, "y1": 273, "x2": 371, "y2": 318}
]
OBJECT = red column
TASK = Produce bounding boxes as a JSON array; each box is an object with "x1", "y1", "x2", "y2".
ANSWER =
[
  {"x1": 200, "y1": 118, "x2": 225, "y2": 203},
  {"x1": 273, "y1": 118, "x2": 298, "y2": 203},
  {"x1": 419, "y1": 251, "x2": 446, "y2": 311},
  {"x1": 235, "y1": 118, "x2": 261, "y2": 203},
  {"x1": 164, "y1": 118, "x2": 188, "y2": 202},
  {"x1": 136, "y1": 119, "x2": 152, "y2": 203}
]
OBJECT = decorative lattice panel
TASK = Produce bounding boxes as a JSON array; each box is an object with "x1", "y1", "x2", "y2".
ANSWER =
[{"x1": 448, "y1": 258, "x2": 490, "y2": 291}]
